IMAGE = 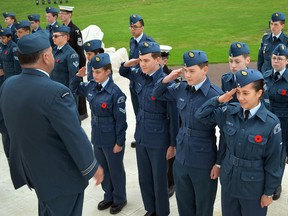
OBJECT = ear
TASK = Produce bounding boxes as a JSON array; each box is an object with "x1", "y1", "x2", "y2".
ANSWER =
[
  {"x1": 203, "y1": 65, "x2": 209, "y2": 74},
  {"x1": 257, "y1": 89, "x2": 263, "y2": 97},
  {"x1": 245, "y1": 56, "x2": 251, "y2": 65}
]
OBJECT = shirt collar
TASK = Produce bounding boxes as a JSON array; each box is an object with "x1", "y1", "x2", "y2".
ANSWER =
[
  {"x1": 35, "y1": 69, "x2": 50, "y2": 77},
  {"x1": 134, "y1": 32, "x2": 144, "y2": 43},
  {"x1": 274, "y1": 67, "x2": 286, "y2": 77},
  {"x1": 99, "y1": 77, "x2": 110, "y2": 88},
  {"x1": 244, "y1": 102, "x2": 261, "y2": 118},
  {"x1": 193, "y1": 77, "x2": 207, "y2": 91}
]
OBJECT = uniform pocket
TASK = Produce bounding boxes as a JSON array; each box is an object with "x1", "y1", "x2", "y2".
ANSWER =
[{"x1": 177, "y1": 99, "x2": 186, "y2": 110}]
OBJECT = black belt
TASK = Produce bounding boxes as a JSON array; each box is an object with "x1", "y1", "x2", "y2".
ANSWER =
[
  {"x1": 183, "y1": 127, "x2": 214, "y2": 137},
  {"x1": 227, "y1": 153, "x2": 263, "y2": 168}
]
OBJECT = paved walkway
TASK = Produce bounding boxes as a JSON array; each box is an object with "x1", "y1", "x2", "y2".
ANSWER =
[{"x1": 1, "y1": 63, "x2": 288, "y2": 215}]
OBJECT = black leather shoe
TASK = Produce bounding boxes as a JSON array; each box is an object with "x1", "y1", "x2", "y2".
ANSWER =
[
  {"x1": 97, "y1": 200, "x2": 113, "y2": 210},
  {"x1": 144, "y1": 212, "x2": 156, "y2": 216},
  {"x1": 273, "y1": 185, "x2": 282, "y2": 200},
  {"x1": 80, "y1": 113, "x2": 88, "y2": 121},
  {"x1": 168, "y1": 185, "x2": 175, "y2": 198},
  {"x1": 131, "y1": 141, "x2": 136, "y2": 148},
  {"x1": 110, "y1": 200, "x2": 127, "y2": 214}
]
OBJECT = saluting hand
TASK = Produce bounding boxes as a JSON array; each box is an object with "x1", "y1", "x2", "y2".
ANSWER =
[
  {"x1": 162, "y1": 68, "x2": 182, "y2": 84},
  {"x1": 113, "y1": 144, "x2": 123, "y2": 153},
  {"x1": 123, "y1": 58, "x2": 139, "y2": 68},
  {"x1": 93, "y1": 165, "x2": 104, "y2": 185},
  {"x1": 260, "y1": 195, "x2": 273, "y2": 208},
  {"x1": 76, "y1": 66, "x2": 87, "y2": 77},
  {"x1": 218, "y1": 88, "x2": 237, "y2": 103}
]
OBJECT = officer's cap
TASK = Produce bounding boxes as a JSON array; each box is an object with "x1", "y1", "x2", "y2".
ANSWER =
[
  {"x1": 83, "y1": 39, "x2": 104, "y2": 52},
  {"x1": 46, "y1": 7, "x2": 59, "y2": 14},
  {"x1": 3, "y1": 12, "x2": 16, "y2": 18},
  {"x1": 91, "y1": 53, "x2": 111, "y2": 69},
  {"x1": 17, "y1": 31, "x2": 51, "y2": 54},
  {"x1": 160, "y1": 45, "x2": 172, "y2": 57},
  {"x1": 59, "y1": 5, "x2": 74, "y2": 13},
  {"x1": 139, "y1": 42, "x2": 160, "y2": 55},
  {"x1": 183, "y1": 50, "x2": 208, "y2": 67},
  {"x1": 271, "y1": 12, "x2": 286, "y2": 22},
  {"x1": 53, "y1": 25, "x2": 70, "y2": 34},
  {"x1": 0, "y1": 28, "x2": 12, "y2": 36},
  {"x1": 236, "y1": 69, "x2": 263, "y2": 88},
  {"x1": 28, "y1": 14, "x2": 40, "y2": 22},
  {"x1": 272, "y1": 44, "x2": 288, "y2": 56},
  {"x1": 229, "y1": 42, "x2": 250, "y2": 57},
  {"x1": 15, "y1": 20, "x2": 31, "y2": 30},
  {"x1": 130, "y1": 14, "x2": 143, "y2": 25}
]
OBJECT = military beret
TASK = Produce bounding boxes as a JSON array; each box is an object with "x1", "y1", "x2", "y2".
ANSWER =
[
  {"x1": 271, "y1": 12, "x2": 286, "y2": 22},
  {"x1": 272, "y1": 44, "x2": 288, "y2": 56},
  {"x1": 229, "y1": 42, "x2": 250, "y2": 57},
  {"x1": 0, "y1": 28, "x2": 12, "y2": 36},
  {"x1": 91, "y1": 53, "x2": 111, "y2": 69},
  {"x1": 28, "y1": 14, "x2": 40, "y2": 22},
  {"x1": 236, "y1": 69, "x2": 263, "y2": 88},
  {"x1": 130, "y1": 14, "x2": 142, "y2": 25},
  {"x1": 53, "y1": 25, "x2": 70, "y2": 34},
  {"x1": 15, "y1": 20, "x2": 31, "y2": 30},
  {"x1": 160, "y1": 45, "x2": 172, "y2": 57},
  {"x1": 183, "y1": 50, "x2": 208, "y2": 67},
  {"x1": 83, "y1": 39, "x2": 104, "y2": 52},
  {"x1": 3, "y1": 12, "x2": 16, "y2": 18},
  {"x1": 139, "y1": 42, "x2": 160, "y2": 55},
  {"x1": 59, "y1": 5, "x2": 74, "y2": 13},
  {"x1": 17, "y1": 31, "x2": 51, "y2": 54},
  {"x1": 46, "y1": 7, "x2": 59, "y2": 14}
]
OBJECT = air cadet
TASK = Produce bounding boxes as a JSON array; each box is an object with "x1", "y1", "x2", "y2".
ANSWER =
[
  {"x1": 2, "y1": 12, "x2": 17, "y2": 42},
  {"x1": 15, "y1": 20, "x2": 31, "y2": 39},
  {"x1": 27, "y1": 14, "x2": 42, "y2": 33},
  {"x1": 83, "y1": 39, "x2": 104, "y2": 81},
  {"x1": 58, "y1": 5, "x2": 88, "y2": 120},
  {"x1": 196, "y1": 68, "x2": 282, "y2": 216},
  {"x1": 258, "y1": 12, "x2": 288, "y2": 73},
  {"x1": 221, "y1": 42, "x2": 250, "y2": 102},
  {"x1": 120, "y1": 42, "x2": 175, "y2": 216},
  {"x1": 51, "y1": 25, "x2": 79, "y2": 97},
  {"x1": 152, "y1": 50, "x2": 223, "y2": 216},
  {"x1": 263, "y1": 44, "x2": 288, "y2": 200},
  {"x1": 128, "y1": 14, "x2": 155, "y2": 148},
  {"x1": 0, "y1": 28, "x2": 18, "y2": 80},
  {"x1": 71, "y1": 53, "x2": 127, "y2": 214},
  {"x1": 45, "y1": 6, "x2": 59, "y2": 48}
]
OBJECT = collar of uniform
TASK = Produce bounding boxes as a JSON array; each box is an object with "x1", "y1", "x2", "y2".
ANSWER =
[
  {"x1": 67, "y1": 20, "x2": 73, "y2": 27},
  {"x1": 253, "y1": 103, "x2": 268, "y2": 122},
  {"x1": 6, "y1": 39, "x2": 13, "y2": 47},
  {"x1": 60, "y1": 43, "x2": 69, "y2": 52},
  {"x1": 22, "y1": 68, "x2": 50, "y2": 78},
  {"x1": 151, "y1": 66, "x2": 164, "y2": 83},
  {"x1": 223, "y1": 71, "x2": 234, "y2": 82},
  {"x1": 281, "y1": 68, "x2": 288, "y2": 82},
  {"x1": 102, "y1": 78, "x2": 113, "y2": 94},
  {"x1": 134, "y1": 32, "x2": 144, "y2": 43},
  {"x1": 196, "y1": 76, "x2": 211, "y2": 96}
]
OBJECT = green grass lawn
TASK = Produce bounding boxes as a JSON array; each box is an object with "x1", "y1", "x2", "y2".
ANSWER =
[{"x1": 1, "y1": 0, "x2": 286, "y2": 65}]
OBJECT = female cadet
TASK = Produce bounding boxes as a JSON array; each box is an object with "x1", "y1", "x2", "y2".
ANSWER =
[
  {"x1": 0, "y1": 28, "x2": 17, "y2": 82},
  {"x1": 82, "y1": 39, "x2": 104, "y2": 81},
  {"x1": 195, "y1": 69, "x2": 283, "y2": 216},
  {"x1": 71, "y1": 53, "x2": 127, "y2": 215}
]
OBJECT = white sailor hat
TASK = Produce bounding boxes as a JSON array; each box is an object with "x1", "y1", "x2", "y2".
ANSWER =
[
  {"x1": 160, "y1": 45, "x2": 172, "y2": 57},
  {"x1": 59, "y1": 5, "x2": 74, "y2": 12}
]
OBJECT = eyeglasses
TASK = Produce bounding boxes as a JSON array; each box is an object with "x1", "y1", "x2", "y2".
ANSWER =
[
  {"x1": 129, "y1": 25, "x2": 143, "y2": 30},
  {"x1": 271, "y1": 56, "x2": 287, "y2": 61},
  {"x1": 52, "y1": 34, "x2": 64, "y2": 38}
]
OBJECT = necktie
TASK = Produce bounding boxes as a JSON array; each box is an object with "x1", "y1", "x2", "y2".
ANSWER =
[
  {"x1": 273, "y1": 36, "x2": 277, "y2": 43},
  {"x1": 97, "y1": 83, "x2": 102, "y2": 91},
  {"x1": 244, "y1": 110, "x2": 250, "y2": 120},
  {"x1": 274, "y1": 71, "x2": 280, "y2": 81},
  {"x1": 49, "y1": 25, "x2": 52, "y2": 31},
  {"x1": 189, "y1": 86, "x2": 196, "y2": 93},
  {"x1": 134, "y1": 39, "x2": 138, "y2": 45}
]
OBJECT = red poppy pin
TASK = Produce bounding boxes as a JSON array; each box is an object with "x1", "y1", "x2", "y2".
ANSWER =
[
  {"x1": 56, "y1": 59, "x2": 60, "y2": 63},
  {"x1": 4, "y1": 51, "x2": 8, "y2": 55},
  {"x1": 254, "y1": 135, "x2": 262, "y2": 143},
  {"x1": 281, "y1": 89, "x2": 286, "y2": 96},
  {"x1": 151, "y1": 96, "x2": 156, "y2": 101},
  {"x1": 101, "y1": 102, "x2": 107, "y2": 109}
]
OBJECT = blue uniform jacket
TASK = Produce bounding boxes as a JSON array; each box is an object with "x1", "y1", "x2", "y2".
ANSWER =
[
  {"x1": 0, "y1": 69, "x2": 98, "y2": 201},
  {"x1": 32, "y1": 26, "x2": 42, "y2": 34},
  {"x1": 221, "y1": 71, "x2": 238, "y2": 102},
  {"x1": 0, "y1": 40, "x2": 19, "y2": 78},
  {"x1": 257, "y1": 32, "x2": 288, "y2": 72},
  {"x1": 120, "y1": 65, "x2": 175, "y2": 148},
  {"x1": 195, "y1": 97, "x2": 282, "y2": 199},
  {"x1": 71, "y1": 76, "x2": 127, "y2": 147},
  {"x1": 263, "y1": 68, "x2": 288, "y2": 155},
  {"x1": 152, "y1": 78, "x2": 224, "y2": 168},
  {"x1": 51, "y1": 43, "x2": 79, "y2": 88},
  {"x1": 46, "y1": 21, "x2": 59, "y2": 48}
]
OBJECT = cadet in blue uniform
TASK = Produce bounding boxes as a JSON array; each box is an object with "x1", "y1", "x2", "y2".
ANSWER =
[
  {"x1": 258, "y1": 12, "x2": 288, "y2": 73},
  {"x1": 59, "y1": 5, "x2": 88, "y2": 120},
  {"x1": 221, "y1": 42, "x2": 250, "y2": 102},
  {"x1": 15, "y1": 20, "x2": 31, "y2": 39},
  {"x1": 120, "y1": 42, "x2": 175, "y2": 216},
  {"x1": 51, "y1": 25, "x2": 79, "y2": 95},
  {"x1": 83, "y1": 39, "x2": 104, "y2": 81},
  {"x1": 3, "y1": 12, "x2": 17, "y2": 42},
  {"x1": 0, "y1": 28, "x2": 18, "y2": 81},
  {"x1": 0, "y1": 32, "x2": 104, "y2": 216},
  {"x1": 71, "y1": 53, "x2": 127, "y2": 214},
  {"x1": 45, "y1": 7, "x2": 59, "y2": 48},
  {"x1": 263, "y1": 44, "x2": 288, "y2": 200},
  {"x1": 152, "y1": 50, "x2": 223, "y2": 216},
  {"x1": 128, "y1": 14, "x2": 155, "y2": 148},
  {"x1": 28, "y1": 14, "x2": 42, "y2": 33},
  {"x1": 195, "y1": 69, "x2": 282, "y2": 216}
]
